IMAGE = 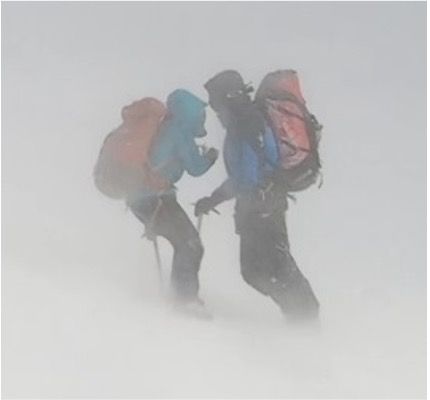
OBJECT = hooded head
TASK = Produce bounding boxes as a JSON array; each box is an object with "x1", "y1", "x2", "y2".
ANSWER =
[
  {"x1": 166, "y1": 89, "x2": 208, "y2": 138},
  {"x1": 204, "y1": 70, "x2": 254, "y2": 115},
  {"x1": 204, "y1": 70, "x2": 264, "y2": 138}
]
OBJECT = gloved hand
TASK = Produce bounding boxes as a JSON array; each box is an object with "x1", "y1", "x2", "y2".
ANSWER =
[
  {"x1": 205, "y1": 147, "x2": 219, "y2": 163},
  {"x1": 194, "y1": 196, "x2": 217, "y2": 217}
]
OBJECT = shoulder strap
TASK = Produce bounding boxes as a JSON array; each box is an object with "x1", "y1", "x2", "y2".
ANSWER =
[
  {"x1": 244, "y1": 127, "x2": 278, "y2": 172},
  {"x1": 258, "y1": 93, "x2": 322, "y2": 153}
]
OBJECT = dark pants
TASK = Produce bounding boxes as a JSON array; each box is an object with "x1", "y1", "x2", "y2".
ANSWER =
[
  {"x1": 128, "y1": 194, "x2": 203, "y2": 301},
  {"x1": 235, "y1": 195, "x2": 319, "y2": 319}
]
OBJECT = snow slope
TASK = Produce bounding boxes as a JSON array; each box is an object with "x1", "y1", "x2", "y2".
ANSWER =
[
  {"x1": 2, "y1": 245, "x2": 425, "y2": 398},
  {"x1": 2, "y1": 2, "x2": 426, "y2": 398}
]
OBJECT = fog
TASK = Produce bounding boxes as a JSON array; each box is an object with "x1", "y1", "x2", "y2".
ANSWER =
[{"x1": 2, "y1": 2, "x2": 426, "y2": 398}]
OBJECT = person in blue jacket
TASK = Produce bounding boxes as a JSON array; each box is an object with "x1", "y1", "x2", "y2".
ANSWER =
[
  {"x1": 195, "y1": 71, "x2": 319, "y2": 322},
  {"x1": 127, "y1": 89, "x2": 218, "y2": 318}
]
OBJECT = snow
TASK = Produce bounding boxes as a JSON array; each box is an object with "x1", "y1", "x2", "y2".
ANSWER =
[
  {"x1": 2, "y1": 2, "x2": 426, "y2": 398},
  {"x1": 2, "y1": 253, "x2": 425, "y2": 398}
]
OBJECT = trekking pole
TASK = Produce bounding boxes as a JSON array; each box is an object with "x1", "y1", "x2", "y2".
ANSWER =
[
  {"x1": 196, "y1": 208, "x2": 220, "y2": 234},
  {"x1": 146, "y1": 198, "x2": 164, "y2": 290},
  {"x1": 152, "y1": 237, "x2": 163, "y2": 284},
  {"x1": 197, "y1": 214, "x2": 204, "y2": 234}
]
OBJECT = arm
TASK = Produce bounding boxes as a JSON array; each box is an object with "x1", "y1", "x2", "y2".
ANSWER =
[
  {"x1": 209, "y1": 179, "x2": 236, "y2": 207},
  {"x1": 194, "y1": 179, "x2": 236, "y2": 216},
  {"x1": 180, "y1": 137, "x2": 216, "y2": 177}
]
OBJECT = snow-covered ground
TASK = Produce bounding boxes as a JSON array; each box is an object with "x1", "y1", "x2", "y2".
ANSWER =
[
  {"x1": 2, "y1": 241, "x2": 426, "y2": 398},
  {"x1": 2, "y1": 2, "x2": 426, "y2": 398}
]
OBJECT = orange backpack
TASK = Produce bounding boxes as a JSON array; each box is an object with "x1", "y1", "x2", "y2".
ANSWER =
[
  {"x1": 256, "y1": 70, "x2": 323, "y2": 192},
  {"x1": 94, "y1": 98, "x2": 170, "y2": 199}
]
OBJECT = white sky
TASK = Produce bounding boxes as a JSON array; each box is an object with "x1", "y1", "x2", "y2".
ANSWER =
[{"x1": 2, "y1": 2, "x2": 426, "y2": 398}]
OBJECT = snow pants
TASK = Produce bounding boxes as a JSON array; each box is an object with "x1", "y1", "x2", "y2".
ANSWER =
[
  {"x1": 235, "y1": 200, "x2": 320, "y2": 320},
  {"x1": 128, "y1": 194, "x2": 203, "y2": 301}
]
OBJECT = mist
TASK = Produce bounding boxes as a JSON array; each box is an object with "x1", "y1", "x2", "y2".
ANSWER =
[{"x1": 2, "y1": 2, "x2": 426, "y2": 398}]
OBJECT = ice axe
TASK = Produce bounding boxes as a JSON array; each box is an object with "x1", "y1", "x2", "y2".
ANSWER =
[
  {"x1": 152, "y1": 238, "x2": 163, "y2": 284},
  {"x1": 141, "y1": 231, "x2": 163, "y2": 287},
  {"x1": 193, "y1": 207, "x2": 220, "y2": 235},
  {"x1": 141, "y1": 198, "x2": 164, "y2": 289},
  {"x1": 197, "y1": 214, "x2": 203, "y2": 234}
]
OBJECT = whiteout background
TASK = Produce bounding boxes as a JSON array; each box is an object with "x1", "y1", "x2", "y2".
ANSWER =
[{"x1": 2, "y1": 2, "x2": 426, "y2": 398}]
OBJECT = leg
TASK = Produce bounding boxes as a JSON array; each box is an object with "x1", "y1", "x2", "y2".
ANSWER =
[
  {"x1": 238, "y1": 210, "x2": 319, "y2": 319},
  {"x1": 268, "y1": 211, "x2": 319, "y2": 319},
  {"x1": 169, "y1": 234, "x2": 203, "y2": 301},
  {"x1": 129, "y1": 195, "x2": 203, "y2": 301},
  {"x1": 239, "y1": 214, "x2": 278, "y2": 296}
]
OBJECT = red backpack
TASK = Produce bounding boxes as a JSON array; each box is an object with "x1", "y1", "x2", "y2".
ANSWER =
[
  {"x1": 93, "y1": 98, "x2": 170, "y2": 199},
  {"x1": 255, "y1": 70, "x2": 323, "y2": 192}
]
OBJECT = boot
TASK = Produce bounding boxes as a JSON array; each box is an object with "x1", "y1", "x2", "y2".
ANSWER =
[{"x1": 172, "y1": 297, "x2": 213, "y2": 320}]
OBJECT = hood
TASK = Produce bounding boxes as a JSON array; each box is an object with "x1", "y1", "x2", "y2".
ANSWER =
[
  {"x1": 166, "y1": 89, "x2": 208, "y2": 138},
  {"x1": 204, "y1": 70, "x2": 254, "y2": 114}
]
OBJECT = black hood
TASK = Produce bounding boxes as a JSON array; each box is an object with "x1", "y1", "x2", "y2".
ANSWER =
[{"x1": 204, "y1": 70, "x2": 264, "y2": 140}]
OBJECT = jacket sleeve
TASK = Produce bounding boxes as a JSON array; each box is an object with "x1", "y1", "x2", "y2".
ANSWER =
[
  {"x1": 210, "y1": 179, "x2": 236, "y2": 206},
  {"x1": 180, "y1": 137, "x2": 214, "y2": 177}
]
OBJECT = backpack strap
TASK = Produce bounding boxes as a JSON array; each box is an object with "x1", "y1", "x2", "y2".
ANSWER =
[
  {"x1": 262, "y1": 91, "x2": 314, "y2": 126},
  {"x1": 259, "y1": 92, "x2": 322, "y2": 154},
  {"x1": 244, "y1": 128, "x2": 279, "y2": 186}
]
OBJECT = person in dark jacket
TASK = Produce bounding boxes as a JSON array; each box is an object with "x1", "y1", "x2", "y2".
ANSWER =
[
  {"x1": 127, "y1": 89, "x2": 218, "y2": 318},
  {"x1": 194, "y1": 71, "x2": 319, "y2": 322}
]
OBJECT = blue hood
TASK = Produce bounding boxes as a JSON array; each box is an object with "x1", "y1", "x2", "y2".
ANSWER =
[
  {"x1": 126, "y1": 89, "x2": 215, "y2": 202},
  {"x1": 166, "y1": 89, "x2": 208, "y2": 138}
]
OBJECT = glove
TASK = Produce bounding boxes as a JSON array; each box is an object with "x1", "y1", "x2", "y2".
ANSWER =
[
  {"x1": 194, "y1": 196, "x2": 216, "y2": 217},
  {"x1": 205, "y1": 147, "x2": 219, "y2": 164}
]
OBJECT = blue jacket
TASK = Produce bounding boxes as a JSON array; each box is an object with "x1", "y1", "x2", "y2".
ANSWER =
[
  {"x1": 223, "y1": 123, "x2": 279, "y2": 193},
  {"x1": 129, "y1": 89, "x2": 213, "y2": 201}
]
